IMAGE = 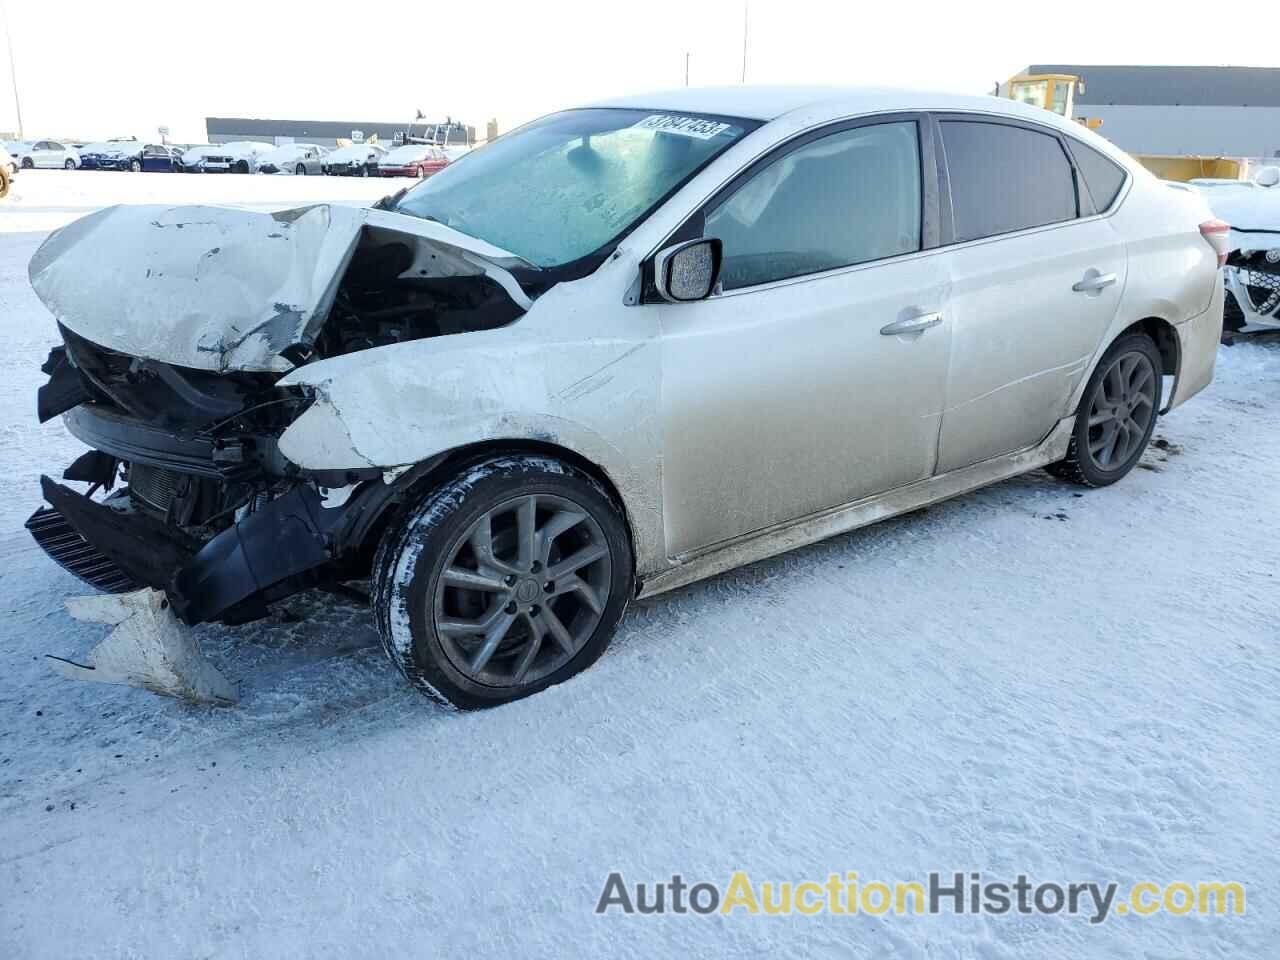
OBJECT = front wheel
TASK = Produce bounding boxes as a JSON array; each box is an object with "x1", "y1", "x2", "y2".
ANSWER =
[
  {"x1": 64, "y1": 158, "x2": 75, "y2": 169},
  {"x1": 0, "y1": 167, "x2": 9, "y2": 198},
  {"x1": 1047, "y1": 333, "x2": 1163, "y2": 487},
  {"x1": 20, "y1": 156, "x2": 31, "y2": 169},
  {"x1": 373, "y1": 455, "x2": 633, "y2": 709},
  {"x1": 129, "y1": 159, "x2": 141, "y2": 172}
]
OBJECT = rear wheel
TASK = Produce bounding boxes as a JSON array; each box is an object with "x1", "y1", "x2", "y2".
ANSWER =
[
  {"x1": 1047, "y1": 333, "x2": 1162, "y2": 487},
  {"x1": 0, "y1": 167, "x2": 10, "y2": 198},
  {"x1": 129, "y1": 158, "x2": 141, "y2": 172},
  {"x1": 295, "y1": 163, "x2": 306, "y2": 176},
  {"x1": 63, "y1": 158, "x2": 74, "y2": 169},
  {"x1": 373, "y1": 455, "x2": 633, "y2": 709}
]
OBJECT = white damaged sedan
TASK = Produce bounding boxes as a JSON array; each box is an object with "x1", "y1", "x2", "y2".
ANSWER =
[{"x1": 27, "y1": 87, "x2": 1224, "y2": 708}]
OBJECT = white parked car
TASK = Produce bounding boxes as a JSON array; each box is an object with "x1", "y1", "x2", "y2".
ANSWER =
[
  {"x1": 1192, "y1": 167, "x2": 1280, "y2": 333},
  {"x1": 177, "y1": 145, "x2": 217, "y2": 173},
  {"x1": 256, "y1": 143, "x2": 328, "y2": 175},
  {"x1": 26, "y1": 87, "x2": 1225, "y2": 709},
  {"x1": 17, "y1": 139, "x2": 80, "y2": 169},
  {"x1": 201, "y1": 141, "x2": 274, "y2": 174}
]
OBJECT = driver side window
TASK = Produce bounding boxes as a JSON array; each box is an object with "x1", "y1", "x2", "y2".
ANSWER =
[{"x1": 705, "y1": 120, "x2": 922, "y2": 291}]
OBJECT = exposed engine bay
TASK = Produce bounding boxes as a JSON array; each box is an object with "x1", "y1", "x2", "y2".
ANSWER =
[{"x1": 27, "y1": 202, "x2": 533, "y2": 626}]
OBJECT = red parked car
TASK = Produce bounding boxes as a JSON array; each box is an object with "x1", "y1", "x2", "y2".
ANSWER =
[{"x1": 378, "y1": 143, "x2": 449, "y2": 178}]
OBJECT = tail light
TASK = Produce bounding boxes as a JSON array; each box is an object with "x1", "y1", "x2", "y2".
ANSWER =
[{"x1": 1200, "y1": 219, "x2": 1231, "y2": 267}]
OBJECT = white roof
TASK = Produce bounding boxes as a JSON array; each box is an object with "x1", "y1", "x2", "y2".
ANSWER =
[{"x1": 588, "y1": 84, "x2": 1074, "y2": 127}]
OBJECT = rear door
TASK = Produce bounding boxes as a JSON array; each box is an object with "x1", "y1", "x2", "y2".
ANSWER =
[{"x1": 933, "y1": 116, "x2": 1127, "y2": 472}]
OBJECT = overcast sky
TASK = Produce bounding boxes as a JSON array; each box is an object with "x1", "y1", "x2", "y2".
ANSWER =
[{"x1": 1, "y1": 0, "x2": 1273, "y2": 144}]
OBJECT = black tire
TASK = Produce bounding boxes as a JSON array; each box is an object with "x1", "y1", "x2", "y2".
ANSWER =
[
  {"x1": 1047, "y1": 333, "x2": 1163, "y2": 487},
  {"x1": 373, "y1": 455, "x2": 633, "y2": 709},
  {"x1": 20, "y1": 156, "x2": 31, "y2": 169},
  {"x1": 295, "y1": 163, "x2": 306, "y2": 176},
  {"x1": 129, "y1": 158, "x2": 141, "y2": 172},
  {"x1": 64, "y1": 158, "x2": 74, "y2": 169},
  {"x1": 234, "y1": 160, "x2": 249, "y2": 174},
  {"x1": 0, "y1": 168, "x2": 9, "y2": 198}
]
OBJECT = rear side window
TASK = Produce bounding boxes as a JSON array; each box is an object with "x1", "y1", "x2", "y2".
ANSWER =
[
  {"x1": 706, "y1": 120, "x2": 922, "y2": 290},
  {"x1": 1069, "y1": 140, "x2": 1127, "y2": 211},
  {"x1": 941, "y1": 120, "x2": 1077, "y2": 242}
]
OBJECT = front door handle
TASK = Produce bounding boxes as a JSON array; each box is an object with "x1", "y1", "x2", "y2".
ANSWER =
[
  {"x1": 880, "y1": 311, "x2": 943, "y2": 336},
  {"x1": 1072, "y1": 272, "x2": 1118, "y2": 293}
]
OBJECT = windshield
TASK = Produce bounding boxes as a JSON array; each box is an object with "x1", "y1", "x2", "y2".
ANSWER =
[{"x1": 393, "y1": 108, "x2": 757, "y2": 268}]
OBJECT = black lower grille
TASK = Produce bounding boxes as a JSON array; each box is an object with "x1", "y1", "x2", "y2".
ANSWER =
[{"x1": 25, "y1": 506, "x2": 139, "y2": 593}]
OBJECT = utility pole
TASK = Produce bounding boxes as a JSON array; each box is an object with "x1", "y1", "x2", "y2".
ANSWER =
[
  {"x1": 741, "y1": 1, "x2": 748, "y2": 84},
  {"x1": 685, "y1": 51, "x2": 690, "y2": 87},
  {"x1": 1, "y1": 1, "x2": 21, "y2": 139}
]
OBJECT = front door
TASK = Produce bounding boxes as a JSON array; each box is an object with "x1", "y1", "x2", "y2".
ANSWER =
[{"x1": 654, "y1": 117, "x2": 953, "y2": 558}]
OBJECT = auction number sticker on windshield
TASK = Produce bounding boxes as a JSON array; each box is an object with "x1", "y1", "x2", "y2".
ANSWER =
[{"x1": 632, "y1": 115, "x2": 733, "y2": 140}]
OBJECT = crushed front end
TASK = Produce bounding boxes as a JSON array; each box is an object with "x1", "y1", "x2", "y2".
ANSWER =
[
  {"x1": 28, "y1": 324, "x2": 384, "y2": 625},
  {"x1": 25, "y1": 201, "x2": 533, "y2": 625}
]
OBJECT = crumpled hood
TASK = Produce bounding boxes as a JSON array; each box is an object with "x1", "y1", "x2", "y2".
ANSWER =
[{"x1": 28, "y1": 203, "x2": 534, "y2": 373}]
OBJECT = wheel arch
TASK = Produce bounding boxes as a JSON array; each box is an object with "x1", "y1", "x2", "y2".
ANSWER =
[
  {"x1": 1122, "y1": 316, "x2": 1180, "y2": 413},
  {"x1": 347, "y1": 438, "x2": 642, "y2": 595}
]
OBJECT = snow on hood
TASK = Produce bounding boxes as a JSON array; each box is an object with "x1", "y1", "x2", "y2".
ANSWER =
[
  {"x1": 1195, "y1": 180, "x2": 1280, "y2": 249},
  {"x1": 28, "y1": 203, "x2": 536, "y2": 374},
  {"x1": 80, "y1": 141, "x2": 137, "y2": 157},
  {"x1": 259, "y1": 144, "x2": 313, "y2": 165},
  {"x1": 327, "y1": 144, "x2": 385, "y2": 164},
  {"x1": 213, "y1": 141, "x2": 274, "y2": 159}
]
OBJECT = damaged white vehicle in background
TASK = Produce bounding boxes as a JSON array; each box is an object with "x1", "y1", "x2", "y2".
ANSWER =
[
  {"x1": 1193, "y1": 166, "x2": 1280, "y2": 335},
  {"x1": 27, "y1": 88, "x2": 1224, "y2": 708}
]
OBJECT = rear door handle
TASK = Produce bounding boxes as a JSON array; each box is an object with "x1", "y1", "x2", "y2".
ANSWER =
[
  {"x1": 880, "y1": 311, "x2": 943, "y2": 336},
  {"x1": 1072, "y1": 272, "x2": 1118, "y2": 293}
]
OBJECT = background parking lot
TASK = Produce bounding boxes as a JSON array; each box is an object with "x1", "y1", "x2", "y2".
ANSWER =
[{"x1": 1, "y1": 170, "x2": 1276, "y2": 958}]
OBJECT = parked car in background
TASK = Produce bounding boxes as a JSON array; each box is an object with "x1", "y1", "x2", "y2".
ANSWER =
[
  {"x1": 139, "y1": 144, "x2": 182, "y2": 172},
  {"x1": 1192, "y1": 168, "x2": 1280, "y2": 335},
  {"x1": 0, "y1": 143, "x2": 20, "y2": 175},
  {"x1": 256, "y1": 143, "x2": 328, "y2": 175},
  {"x1": 378, "y1": 143, "x2": 448, "y2": 178},
  {"x1": 176, "y1": 145, "x2": 216, "y2": 173},
  {"x1": 77, "y1": 138, "x2": 143, "y2": 171},
  {"x1": 0, "y1": 145, "x2": 13, "y2": 196},
  {"x1": 18, "y1": 140, "x2": 81, "y2": 169},
  {"x1": 323, "y1": 143, "x2": 386, "y2": 176},
  {"x1": 24, "y1": 88, "x2": 1224, "y2": 709},
  {"x1": 201, "y1": 141, "x2": 274, "y2": 174},
  {"x1": 3, "y1": 140, "x2": 30, "y2": 168}
]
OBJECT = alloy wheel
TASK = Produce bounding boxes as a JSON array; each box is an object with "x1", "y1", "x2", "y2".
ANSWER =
[
  {"x1": 431, "y1": 493, "x2": 612, "y2": 688},
  {"x1": 1085, "y1": 351, "x2": 1157, "y2": 470}
]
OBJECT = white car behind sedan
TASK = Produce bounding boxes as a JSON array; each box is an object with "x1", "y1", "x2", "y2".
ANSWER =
[{"x1": 16, "y1": 140, "x2": 80, "y2": 169}]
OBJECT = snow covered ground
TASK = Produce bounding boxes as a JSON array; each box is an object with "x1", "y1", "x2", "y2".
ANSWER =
[{"x1": 1, "y1": 170, "x2": 1277, "y2": 958}]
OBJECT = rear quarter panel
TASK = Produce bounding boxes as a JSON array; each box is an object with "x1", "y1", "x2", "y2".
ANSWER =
[{"x1": 1071, "y1": 166, "x2": 1221, "y2": 413}]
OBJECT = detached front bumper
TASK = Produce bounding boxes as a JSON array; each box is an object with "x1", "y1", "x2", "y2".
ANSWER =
[{"x1": 28, "y1": 475, "x2": 347, "y2": 624}]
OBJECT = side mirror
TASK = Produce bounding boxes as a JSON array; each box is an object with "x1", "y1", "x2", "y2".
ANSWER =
[{"x1": 654, "y1": 238, "x2": 722, "y2": 302}]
